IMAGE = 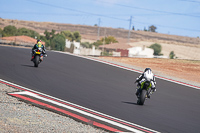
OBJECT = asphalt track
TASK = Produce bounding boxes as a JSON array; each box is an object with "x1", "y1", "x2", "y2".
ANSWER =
[{"x1": 0, "y1": 46, "x2": 200, "y2": 133}]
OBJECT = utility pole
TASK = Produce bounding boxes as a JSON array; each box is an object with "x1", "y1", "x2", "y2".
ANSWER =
[
  {"x1": 103, "y1": 28, "x2": 106, "y2": 55},
  {"x1": 97, "y1": 18, "x2": 101, "y2": 40},
  {"x1": 128, "y1": 16, "x2": 132, "y2": 43}
]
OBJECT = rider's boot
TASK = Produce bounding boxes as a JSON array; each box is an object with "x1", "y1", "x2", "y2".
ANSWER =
[
  {"x1": 135, "y1": 89, "x2": 139, "y2": 96},
  {"x1": 135, "y1": 88, "x2": 141, "y2": 97},
  {"x1": 31, "y1": 56, "x2": 34, "y2": 61},
  {"x1": 147, "y1": 93, "x2": 151, "y2": 98}
]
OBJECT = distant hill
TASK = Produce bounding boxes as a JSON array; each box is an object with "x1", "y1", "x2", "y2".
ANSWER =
[{"x1": 0, "y1": 18, "x2": 199, "y2": 46}]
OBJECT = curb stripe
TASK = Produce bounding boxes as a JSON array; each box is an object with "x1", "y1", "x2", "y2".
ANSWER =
[
  {"x1": 9, "y1": 93, "x2": 121, "y2": 132},
  {"x1": 38, "y1": 94, "x2": 155, "y2": 132},
  {"x1": 8, "y1": 91, "x2": 156, "y2": 133}
]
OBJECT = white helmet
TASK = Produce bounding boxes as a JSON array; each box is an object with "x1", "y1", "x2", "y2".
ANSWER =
[{"x1": 144, "y1": 69, "x2": 154, "y2": 82}]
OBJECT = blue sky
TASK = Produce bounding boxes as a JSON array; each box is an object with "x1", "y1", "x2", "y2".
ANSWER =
[{"x1": 0, "y1": 0, "x2": 200, "y2": 37}]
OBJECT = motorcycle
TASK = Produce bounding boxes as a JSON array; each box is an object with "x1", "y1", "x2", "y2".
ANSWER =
[
  {"x1": 32, "y1": 48, "x2": 44, "y2": 67},
  {"x1": 136, "y1": 80, "x2": 152, "y2": 105}
]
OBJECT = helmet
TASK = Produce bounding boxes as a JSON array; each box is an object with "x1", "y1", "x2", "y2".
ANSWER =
[
  {"x1": 144, "y1": 68, "x2": 151, "y2": 72},
  {"x1": 144, "y1": 69, "x2": 153, "y2": 81},
  {"x1": 37, "y1": 42, "x2": 42, "y2": 45},
  {"x1": 37, "y1": 39, "x2": 41, "y2": 43}
]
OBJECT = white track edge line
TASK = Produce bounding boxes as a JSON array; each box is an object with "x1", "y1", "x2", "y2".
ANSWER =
[{"x1": 9, "y1": 91, "x2": 145, "y2": 133}]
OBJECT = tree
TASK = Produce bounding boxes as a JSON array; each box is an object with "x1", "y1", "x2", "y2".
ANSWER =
[
  {"x1": 16, "y1": 27, "x2": 40, "y2": 38},
  {"x1": 50, "y1": 34, "x2": 66, "y2": 51},
  {"x1": 149, "y1": 43, "x2": 162, "y2": 55},
  {"x1": 148, "y1": 25, "x2": 157, "y2": 32},
  {"x1": 73, "y1": 31, "x2": 81, "y2": 42},
  {"x1": 169, "y1": 51, "x2": 176, "y2": 59},
  {"x1": 44, "y1": 30, "x2": 51, "y2": 40},
  {"x1": 92, "y1": 40, "x2": 103, "y2": 48},
  {"x1": 0, "y1": 28, "x2": 2, "y2": 37},
  {"x1": 81, "y1": 42, "x2": 92, "y2": 48},
  {"x1": 40, "y1": 35, "x2": 50, "y2": 47},
  {"x1": 100, "y1": 36, "x2": 118, "y2": 44},
  {"x1": 3, "y1": 25, "x2": 17, "y2": 36},
  {"x1": 61, "y1": 31, "x2": 75, "y2": 42},
  {"x1": 50, "y1": 29, "x2": 56, "y2": 39}
]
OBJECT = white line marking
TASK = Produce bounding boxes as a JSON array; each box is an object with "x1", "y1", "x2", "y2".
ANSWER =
[{"x1": 9, "y1": 91, "x2": 160, "y2": 133}]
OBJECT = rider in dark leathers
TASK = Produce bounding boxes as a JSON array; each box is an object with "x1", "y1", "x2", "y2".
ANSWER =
[{"x1": 31, "y1": 39, "x2": 47, "y2": 61}]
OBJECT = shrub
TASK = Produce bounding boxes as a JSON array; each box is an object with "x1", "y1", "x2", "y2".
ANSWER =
[
  {"x1": 3, "y1": 25, "x2": 17, "y2": 36},
  {"x1": 81, "y1": 42, "x2": 92, "y2": 48},
  {"x1": 149, "y1": 43, "x2": 162, "y2": 55},
  {"x1": 50, "y1": 34, "x2": 65, "y2": 51},
  {"x1": 169, "y1": 51, "x2": 176, "y2": 59}
]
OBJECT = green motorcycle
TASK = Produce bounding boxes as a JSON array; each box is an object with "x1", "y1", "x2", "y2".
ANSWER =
[{"x1": 137, "y1": 80, "x2": 152, "y2": 105}]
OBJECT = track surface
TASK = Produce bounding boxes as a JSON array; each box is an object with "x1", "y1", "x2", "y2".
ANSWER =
[{"x1": 0, "y1": 46, "x2": 200, "y2": 133}]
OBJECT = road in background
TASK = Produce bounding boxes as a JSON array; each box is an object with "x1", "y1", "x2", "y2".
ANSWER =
[{"x1": 0, "y1": 46, "x2": 200, "y2": 133}]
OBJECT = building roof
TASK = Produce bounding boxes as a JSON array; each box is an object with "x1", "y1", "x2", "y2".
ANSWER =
[
  {"x1": 1, "y1": 35, "x2": 45, "y2": 45},
  {"x1": 99, "y1": 43, "x2": 132, "y2": 50}
]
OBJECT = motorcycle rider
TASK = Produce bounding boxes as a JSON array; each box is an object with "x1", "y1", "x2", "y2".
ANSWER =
[
  {"x1": 135, "y1": 68, "x2": 156, "y2": 98},
  {"x1": 31, "y1": 39, "x2": 47, "y2": 61}
]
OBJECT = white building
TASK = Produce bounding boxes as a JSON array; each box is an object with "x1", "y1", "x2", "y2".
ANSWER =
[
  {"x1": 73, "y1": 41, "x2": 80, "y2": 55},
  {"x1": 80, "y1": 46, "x2": 101, "y2": 56},
  {"x1": 66, "y1": 39, "x2": 81, "y2": 55},
  {"x1": 65, "y1": 39, "x2": 71, "y2": 48},
  {"x1": 128, "y1": 46, "x2": 154, "y2": 58}
]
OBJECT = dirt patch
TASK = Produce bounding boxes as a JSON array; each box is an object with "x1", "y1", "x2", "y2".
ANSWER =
[{"x1": 99, "y1": 57, "x2": 200, "y2": 84}]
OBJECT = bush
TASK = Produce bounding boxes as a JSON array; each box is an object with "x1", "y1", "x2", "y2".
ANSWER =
[
  {"x1": 81, "y1": 42, "x2": 92, "y2": 48},
  {"x1": 149, "y1": 43, "x2": 162, "y2": 55},
  {"x1": 169, "y1": 51, "x2": 176, "y2": 59},
  {"x1": 73, "y1": 31, "x2": 81, "y2": 42},
  {"x1": 50, "y1": 34, "x2": 66, "y2": 51},
  {"x1": 101, "y1": 51, "x2": 112, "y2": 56},
  {"x1": 0, "y1": 28, "x2": 2, "y2": 37},
  {"x1": 92, "y1": 40, "x2": 103, "y2": 48},
  {"x1": 61, "y1": 31, "x2": 75, "y2": 42},
  {"x1": 100, "y1": 36, "x2": 118, "y2": 44},
  {"x1": 16, "y1": 27, "x2": 40, "y2": 38},
  {"x1": 3, "y1": 25, "x2": 17, "y2": 36}
]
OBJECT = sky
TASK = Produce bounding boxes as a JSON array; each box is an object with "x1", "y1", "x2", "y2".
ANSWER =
[{"x1": 0, "y1": 0, "x2": 200, "y2": 37}]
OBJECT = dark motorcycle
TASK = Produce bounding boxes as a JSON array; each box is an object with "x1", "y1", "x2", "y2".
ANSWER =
[
  {"x1": 32, "y1": 48, "x2": 44, "y2": 67},
  {"x1": 136, "y1": 80, "x2": 152, "y2": 105}
]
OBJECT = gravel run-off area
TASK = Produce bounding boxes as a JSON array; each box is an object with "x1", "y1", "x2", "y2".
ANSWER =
[{"x1": 0, "y1": 83, "x2": 108, "y2": 133}]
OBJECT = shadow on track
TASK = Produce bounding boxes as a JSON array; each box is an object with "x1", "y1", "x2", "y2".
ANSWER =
[
  {"x1": 21, "y1": 64, "x2": 34, "y2": 68},
  {"x1": 122, "y1": 101, "x2": 138, "y2": 105}
]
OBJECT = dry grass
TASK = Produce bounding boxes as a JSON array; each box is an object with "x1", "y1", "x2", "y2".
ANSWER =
[{"x1": 99, "y1": 57, "x2": 200, "y2": 84}]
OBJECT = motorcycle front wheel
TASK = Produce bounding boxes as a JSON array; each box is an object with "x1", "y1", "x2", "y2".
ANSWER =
[
  {"x1": 137, "y1": 90, "x2": 147, "y2": 105},
  {"x1": 34, "y1": 55, "x2": 40, "y2": 67}
]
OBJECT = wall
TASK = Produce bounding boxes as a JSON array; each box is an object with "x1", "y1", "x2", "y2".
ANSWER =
[
  {"x1": 128, "y1": 46, "x2": 154, "y2": 58},
  {"x1": 80, "y1": 46, "x2": 101, "y2": 56}
]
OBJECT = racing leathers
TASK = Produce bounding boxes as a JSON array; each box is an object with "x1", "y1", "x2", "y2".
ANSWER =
[
  {"x1": 31, "y1": 42, "x2": 47, "y2": 61},
  {"x1": 135, "y1": 71, "x2": 156, "y2": 98}
]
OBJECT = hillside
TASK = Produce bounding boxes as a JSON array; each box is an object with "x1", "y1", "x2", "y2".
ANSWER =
[
  {"x1": 0, "y1": 18, "x2": 200, "y2": 60},
  {"x1": 0, "y1": 18, "x2": 199, "y2": 44}
]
